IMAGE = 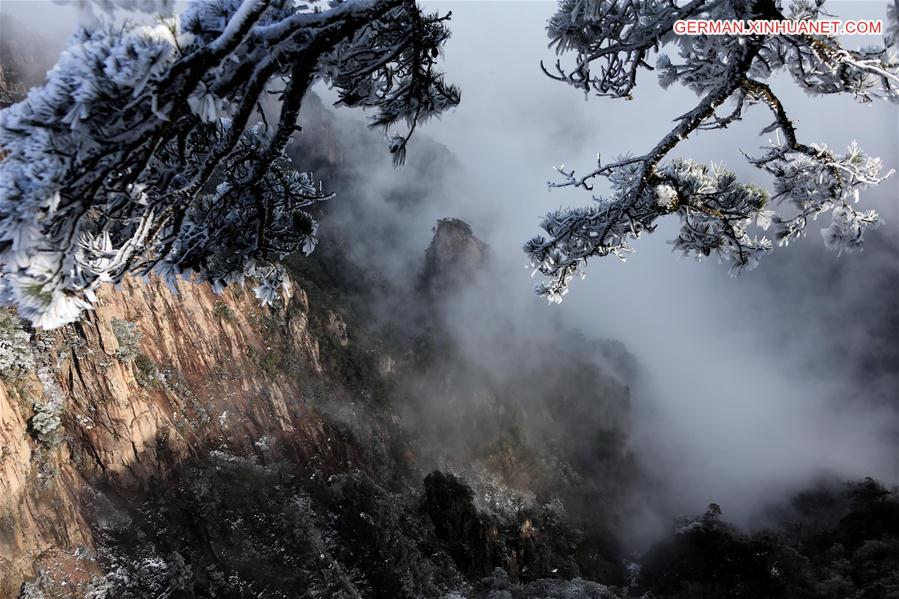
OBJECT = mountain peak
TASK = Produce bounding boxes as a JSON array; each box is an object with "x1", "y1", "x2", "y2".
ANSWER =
[{"x1": 422, "y1": 218, "x2": 488, "y2": 294}]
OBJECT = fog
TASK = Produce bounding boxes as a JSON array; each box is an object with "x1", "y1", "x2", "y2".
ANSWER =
[
  {"x1": 3, "y1": 0, "x2": 897, "y2": 548},
  {"x1": 326, "y1": 0, "x2": 899, "y2": 537}
]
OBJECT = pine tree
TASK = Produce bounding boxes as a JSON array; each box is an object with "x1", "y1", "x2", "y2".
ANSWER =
[
  {"x1": 526, "y1": 0, "x2": 898, "y2": 302},
  {"x1": 0, "y1": 0, "x2": 459, "y2": 328}
]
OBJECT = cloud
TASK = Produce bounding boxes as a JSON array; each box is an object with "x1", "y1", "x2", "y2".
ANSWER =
[{"x1": 410, "y1": 0, "x2": 898, "y2": 536}]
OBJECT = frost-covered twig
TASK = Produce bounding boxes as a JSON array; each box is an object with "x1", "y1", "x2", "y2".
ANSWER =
[
  {"x1": 528, "y1": 0, "x2": 898, "y2": 300},
  {"x1": 0, "y1": 0, "x2": 459, "y2": 328}
]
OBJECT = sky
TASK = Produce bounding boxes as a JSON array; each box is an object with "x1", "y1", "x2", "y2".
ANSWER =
[{"x1": 2, "y1": 0, "x2": 897, "y2": 539}]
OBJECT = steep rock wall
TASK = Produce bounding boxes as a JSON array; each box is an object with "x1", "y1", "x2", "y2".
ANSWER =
[{"x1": 0, "y1": 275, "x2": 352, "y2": 594}]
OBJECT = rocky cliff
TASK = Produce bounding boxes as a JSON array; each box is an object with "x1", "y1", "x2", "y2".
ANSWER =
[
  {"x1": 0, "y1": 218, "x2": 638, "y2": 598},
  {"x1": 0, "y1": 270, "x2": 449, "y2": 597},
  {"x1": 0, "y1": 273, "x2": 375, "y2": 595},
  {"x1": 422, "y1": 219, "x2": 489, "y2": 296}
]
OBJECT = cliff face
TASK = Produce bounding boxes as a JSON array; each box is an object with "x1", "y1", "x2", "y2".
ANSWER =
[
  {"x1": 0, "y1": 275, "x2": 382, "y2": 595},
  {"x1": 1, "y1": 221, "x2": 636, "y2": 599}
]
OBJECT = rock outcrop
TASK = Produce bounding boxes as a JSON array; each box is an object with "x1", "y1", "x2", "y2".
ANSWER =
[
  {"x1": 422, "y1": 218, "x2": 489, "y2": 296},
  {"x1": 0, "y1": 275, "x2": 388, "y2": 595}
]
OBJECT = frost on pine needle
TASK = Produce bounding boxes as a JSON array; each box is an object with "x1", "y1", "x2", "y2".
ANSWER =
[
  {"x1": 29, "y1": 367, "x2": 67, "y2": 447},
  {"x1": 111, "y1": 318, "x2": 142, "y2": 362},
  {"x1": 0, "y1": 0, "x2": 459, "y2": 329},
  {"x1": 0, "y1": 307, "x2": 34, "y2": 379},
  {"x1": 528, "y1": 0, "x2": 898, "y2": 300}
]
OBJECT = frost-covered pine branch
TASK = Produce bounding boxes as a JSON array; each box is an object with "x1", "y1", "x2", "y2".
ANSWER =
[
  {"x1": 0, "y1": 0, "x2": 459, "y2": 328},
  {"x1": 527, "y1": 0, "x2": 898, "y2": 302}
]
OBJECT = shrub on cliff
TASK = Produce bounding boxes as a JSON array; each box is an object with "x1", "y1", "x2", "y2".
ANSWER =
[{"x1": 0, "y1": 306, "x2": 33, "y2": 379}]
